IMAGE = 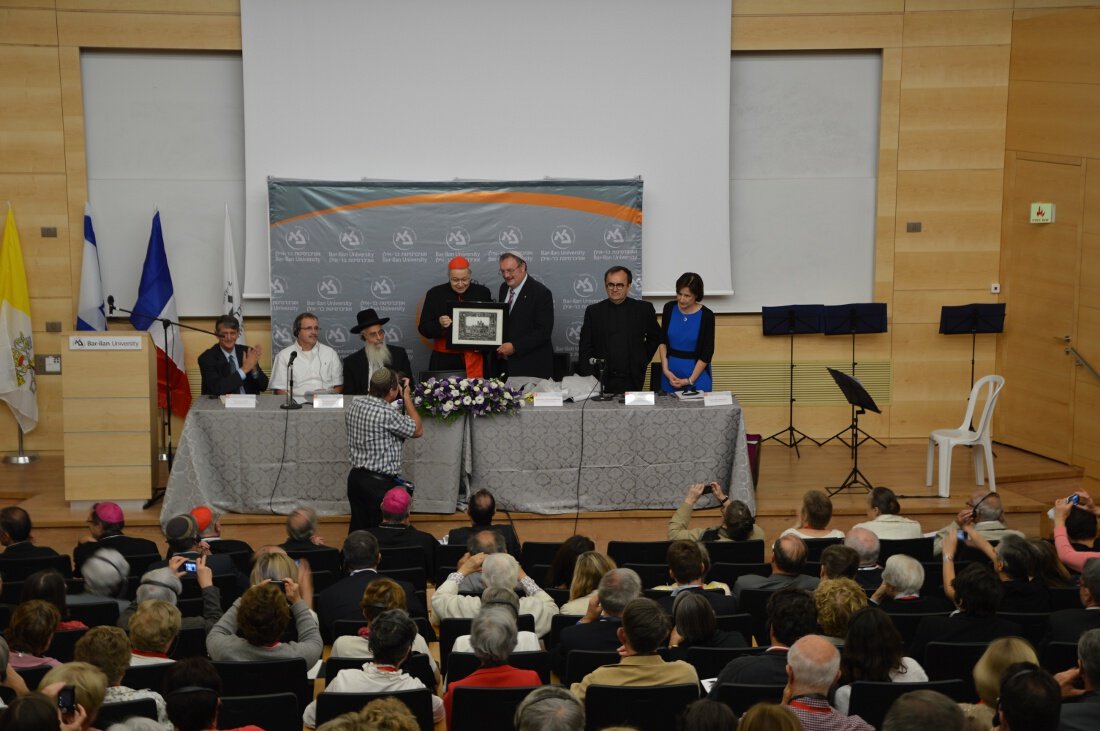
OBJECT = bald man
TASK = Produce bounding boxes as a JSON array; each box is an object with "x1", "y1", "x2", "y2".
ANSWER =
[
  {"x1": 418, "y1": 256, "x2": 493, "y2": 377},
  {"x1": 783, "y1": 635, "x2": 874, "y2": 730}
]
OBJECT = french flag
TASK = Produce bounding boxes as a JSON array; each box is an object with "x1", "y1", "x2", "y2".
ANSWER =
[{"x1": 130, "y1": 211, "x2": 191, "y2": 418}]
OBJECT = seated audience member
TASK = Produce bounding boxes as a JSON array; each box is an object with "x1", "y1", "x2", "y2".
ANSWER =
[
  {"x1": 128, "y1": 600, "x2": 181, "y2": 666},
  {"x1": 162, "y1": 656, "x2": 259, "y2": 731},
  {"x1": 1053, "y1": 494, "x2": 1100, "y2": 574},
  {"x1": 278, "y1": 505, "x2": 340, "y2": 557},
  {"x1": 151, "y1": 514, "x2": 239, "y2": 581},
  {"x1": 833, "y1": 607, "x2": 927, "y2": 715},
  {"x1": 667, "y1": 592, "x2": 746, "y2": 653},
  {"x1": 553, "y1": 568, "x2": 642, "y2": 678},
  {"x1": 996, "y1": 661, "x2": 1061, "y2": 731},
  {"x1": 206, "y1": 580, "x2": 322, "y2": 666},
  {"x1": 118, "y1": 560, "x2": 222, "y2": 634},
  {"x1": 958, "y1": 637, "x2": 1038, "y2": 729},
  {"x1": 452, "y1": 587, "x2": 541, "y2": 655},
  {"x1": 446, "y1": 489, "x2": 522, "y2": 557},
  {"x1": 781, "y1": 490, "x2": 845, "y2": 539},
  {"x1": 316, "y1": 531, "x2": 424, "y2": 643},
  {"x1": 941, "y1": 525, "x2": 1050, "y2": 612},
  {"x1": 652, "y1": 542, "x2": 732, "y2": 597},
  {"x1": 1031, "y1": 537, "x2": 1075, "y2": 588},
  {"x1": 908, "y1": 563, "x2": 1022, "y2": 663},
  {"x1": 654, "y1": 540, "x2": 738, "y2": 614},
  {"x1": 1065, "y1": 502, "x2": 1099, "y2": 552},
  {"x1": 851, "y1": 486, "x2": 922, "y2": 540},
  {"x1": 366, "y1": 487, "x2": 438, "y2": 578},
  {"x1": 7, "y1": 600, "x2": 61, "y2": 669},
  {"x1": 40, "y1": 662, "x2": 108, "y2": 731},
  {"x1": 0, "y1": 506, "x2": 60, "y2": 560},
  {"x1": 933, "y1": 490, "x2": 1023, "y2": 556},
  {"x1": 21, "y1": 569, "x2": 87, "y2": 630},
  {"x1": 431, "y1": 552, "x2": 558, "y2": 637},
  {"x1": 669, "y1": 483, "x2": 765, "y2": 542},
  {"x1": 678, "y1": 699, "x2": 739, "y2": 731},
  {"x1": 545, "y1": 535, "x2": 596, "y2": 590},
  {"x1": 1056, "y1": 628, "x2": 1100, "y2": 731},
  {"x1": 870, "y1": 554, "x2": 953, "y2": 614},
  {"x1": 328, "y1": 577, "x2": 437, "y2": 676},
  {"x1": 1046, "y1": 558, "x2": 1100, "y2": 644},
  {"x1": 73, "y1": 502, "x2": 160, "y2": 576},
  {"x1": 845, "y1": 526, "x2": 884, "y2": 592},
  {"x1": 73, "y1": 626, "x2": 170, "y2": 729},
  {"x1": 881, "y1": 690, "x2": 966, "y2": 731},
  {"x1": 514, "y1": 686, "x2": 584, "y2": 731},
  {"x1": 782, "y1": 635, "x2": 873, "y2": 731},
  {"x1": 559, "y1": 551, "x2": 616, "y2": 615},
  {"x1": 303, "y1": 609, "x2": 443, "y2": 728},
  {"x1": 320, "y1": 697, "x2": 419, "y2": 731},
  {"x1": 250, "y1": 549, "x2": 316, "y2": 616},
  {"x1": 815, "y1": 577, "x2": 868, "y2": 645},
  {"x1": 732, "y1": 535, "x2": 818, "y2": 601},
  {"x1": 736, "y1": 702, "x2": 802, "y2": 731},
  {"x1": 569, "y1": 597, "x2": 698, "y2": 700},
  {"x1": 820, "y1": 544, "x2": 859, "y2": 580},
  {"x1": 189, "y1": 504, "x2": 254, "y2": 559},
  {"x1": 442, "y1": 606, "x2": 541, "y2": 726},
  {"x1": 709, "y1": 588, "x2": 817, "y2": 693},
  {"x1": 72, "y1": 548, "x2": 130, "y2": 612},
  {"x1": 453, "y1": 530, "x2": 509, "y2": 594}
]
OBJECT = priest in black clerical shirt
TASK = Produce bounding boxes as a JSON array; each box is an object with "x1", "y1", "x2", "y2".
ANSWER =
[{"x1": 577, "y1": 266, "x2": 661, "y2": 393}]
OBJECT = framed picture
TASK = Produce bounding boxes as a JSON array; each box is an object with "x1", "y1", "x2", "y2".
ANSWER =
[{"x1": 448, "y1": 302, "x2": 507, "y2": 350}]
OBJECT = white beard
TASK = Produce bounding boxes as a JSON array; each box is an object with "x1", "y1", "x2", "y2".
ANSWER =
[{"x1": 366, "y1": 342, "x2": 391, "y2": 371}]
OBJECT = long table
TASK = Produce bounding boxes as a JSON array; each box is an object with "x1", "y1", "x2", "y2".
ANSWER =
[{"x1": 162, "y1": 394, "x2": 754, "y2": 523}]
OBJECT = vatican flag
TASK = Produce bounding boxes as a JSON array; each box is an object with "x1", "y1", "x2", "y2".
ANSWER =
[{"x1": 0, "y1": 206, "x2": 37, "y2": 432}]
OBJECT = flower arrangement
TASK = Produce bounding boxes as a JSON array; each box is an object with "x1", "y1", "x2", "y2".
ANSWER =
[{"x1": 412, "y1": 376, "x2": 523, "y2": 423}]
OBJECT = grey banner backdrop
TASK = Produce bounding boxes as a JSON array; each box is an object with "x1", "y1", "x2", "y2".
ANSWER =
[{"x1": 267, "y1": 179, "x2": 644, "y2": 373}]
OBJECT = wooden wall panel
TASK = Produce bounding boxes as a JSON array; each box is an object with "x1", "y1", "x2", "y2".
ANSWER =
[
  {"x1": 906, "y1": 0, "x2": 1010, "y2": 9},
  {"x1": 894, "y1": 170, "x2": 1004, "y2": 252},
  {"x1": 56, "y1": 0, "x2": 239, "y2": 12},
  {"x1": 1010, "y1": 7, "x2": 1100, "y2": 83},
  {"x1": 731, "y1": 14, "x2": 903, "y2": 50},
  {"x1": 56, "y1": 10, "x2": 241, "y2": 49},
  {"x1": 0, "y1": 46, "x2": 64, "y2": 173},
  {"x1": 893, "y1": 290, "x2": 1000, "y2": 323},
  {"x1": 902, "y1": 10, "x2": 1012, "y2": 46},
  {"x1": 732, "y1": 0, "x2": 903, "y2": 13},
  {"x1": 1006, "y1": 81, "x2": 1100, "y2": 158},
  {"x1": 0, "y1": 8, "x2": 57, "y2": 46}
]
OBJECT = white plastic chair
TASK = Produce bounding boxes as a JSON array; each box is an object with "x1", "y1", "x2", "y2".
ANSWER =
[{"x1": 926, "y1": 375, "x2": 1006, "y2": 498}]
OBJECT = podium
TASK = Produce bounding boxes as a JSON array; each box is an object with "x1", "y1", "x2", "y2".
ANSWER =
[{"x1": 61, "y1": 332, "x2": 158, "y2": 501}]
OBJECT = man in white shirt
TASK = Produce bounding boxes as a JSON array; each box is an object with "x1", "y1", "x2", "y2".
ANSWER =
[{"x1": 271, "y1": 312, "x2": 343, "y2": 398}]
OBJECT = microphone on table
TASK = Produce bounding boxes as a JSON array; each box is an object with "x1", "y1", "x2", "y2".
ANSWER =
[
  {"x1": 107, "y1": 295, "x2": 115, "y2": 314},
  {"x1": 280, "y1": 351, "x2": 302, "y2": 411}
]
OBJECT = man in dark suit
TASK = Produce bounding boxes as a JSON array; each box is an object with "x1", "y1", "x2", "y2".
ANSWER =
[
  {"x1": 147, "y1": 514, "x2": 242, "y2": 582},
  {"x1": 655, "y1": 540, "x2": 739, "y2": 615},
  {"x1": 576, "y1": 266, "x2": 660, "y2": 393},
  {"x1": 1046, "y1": 558, "x2": 1100, "y2": 644},
  {"x1": 189, "y1": 505, "x2": 253, "y2": 562},
  {"x1": 418, "y1": 256, "x2": 493, "y2": 377},
  {"x1": 277, "y1": 505, "x2": 342, "y2": 572},
  {"x1": 0, "y1": 506, "x2": 60, "y2": 560},
  {"x1": 496, "y1": 253, "x2": 554, "y2": 380},
  {"x1": 708, "y1": 588, "x2": 817, "y2": 693},
  {"x1": 367, "y1": 487, "x2": 438, "y2": 578},
  {"x1": 315, "y1": 530, "x2": 425, "y2": 643},
  {"x1": 447, "y1": 489, "x2": 521, "y2": 557},
  {"x1": 1059, "y1": 628, "x2": 1100, "y2": 731},
  {"x1": 553, "y1": 567, "x2": 642, "y2": 679},
  {"x1": 197, "y1": 315, "x2": 268, "y2": 395},
  {"x1": 342, "y1": 308, "x2": 412, "y2": 395},
  {"x1": 73, "y1": 502, "x2": 160, "y2": 576},
  {"x1": 845, "y1": 527, "x2": 884, "y2": 592}
]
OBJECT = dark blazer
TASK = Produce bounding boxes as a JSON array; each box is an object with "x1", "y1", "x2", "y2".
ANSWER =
[
  {"x1": 552, "y1": 617, "x2": 622, "y2": 678},
  {"x1": 342, "y1": 346, "x2": 413, "y2": 395},
  {"x1": 198, "y1": 343, "x2": 269, "y2": 396},
  {"x1": 1058, "y1": 690, "x2": 1100, "y2": 731},
  {"x1": 418, "y1": 281, "x2": 493, "y2": 373},
  {"x1": 655, "y1": 586, "x2": 739, "y2": 616},
  {"x1": 577, "y1": 297, "x2": 661, "y2": 391},
  {"x1": 1045, "y1": 607, "x2": 1100, "y2": 644},
  {"x1": 367, "y1": 523, "x2": 439, "y2": 577},
  {"x1": 446, "y1": 524, "x2": 521, "y2": 557},
  {"x1": 497, "y1": 276, "x2": 555, "y2": 380},
  {"x1": 878, "y1": 595, "x2": 954, "y2": 615},
  {"x1": 316, "y1": 569, "x2": 426, "y2": 642},
  {"x1": 660, "y1": 301, "x2": 715, "y2": 365},
  {"x1": 908, "y1": 613, "x2": 1022, "y2": 663},
  {"x1": 73, "y1": 534, "x2": 161, "y2": 576},
  {"x1": 204, "y1": 537, "x2": 254, "y2": 557},
  {"x1": 0, "y1": 542, "x2": 60, "y2": 560},
  {"x1": 854, "y1": 566, "x2": 884, "y2": 593},
  {"x1": 708, "y1": 648, "x2": 789, "y2": 694}
]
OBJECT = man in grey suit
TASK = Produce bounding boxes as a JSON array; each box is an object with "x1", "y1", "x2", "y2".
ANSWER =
[
  {"x1": 733, "y1": 534, "x2": 818, "y2": 601},
  {"x1": 1057, "y1": 629, "x2": 1100, "y2": 731}
]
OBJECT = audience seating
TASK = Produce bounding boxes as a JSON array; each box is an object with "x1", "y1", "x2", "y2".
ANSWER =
[
  {"x1": 956, "y1": 543, "x2": 996, "y2": 564},
  {"x1": 325, "y1": 652, "x2": 437, "y2": 693},
  {"x1": 435, "y1": 543, "x2": 469, "y2": 585},
  {"x1": 801, "y1": 561, "x2": 822, "y2": 578},
  {"x1": 215, "y1": 549, "x2": 253, "y2": 576},
  {"x1": 997, "y1": 611, "x2": 1049, "y2": 648},
  {"x1": 563, "y1": 649, "x2": 621, "y2": 686},
  {"x1": 1040, "y1": 641, "x2": 1079, "y2": 674},
  {"x1": 879, "y1": 538, "x2": 935, "y2": 563},
  {"x1": 213, "y1": 658, "x2": 312, "y2": 709},
  {"x1": 802, "y1": 538, "x2": 844, "y2": 561},
  {"x1": 177, "y1": 597, "x2": 203, "y2": 618},
  {"x1": 315, "y1": 689, "x2": 433, "y2": 731},
  {"x1": 66, "y1": 599, "x2": 120, "y2": 627},
  {"x1": 713, "y1": 683, "x2": 786, "y2": 716},
  {"x1": 122, "y1": 661, "x2": 171, "y2": 692},
  {"x1": 310, "y1": 569, "x2": 338, "y2": 594},
  {"x1": 446, "y1": 650, "x2": 551, "y2": 686},
  {"x1": 378, "y1": 566, "x2": 428, "y2": 593},
  {"x1": 1049, "y1": 586, "x2": 1082, "y2": 611},
  {"x1": 607, "y1": 541, "x2": 672, "y2": 567},
  {"x1": 546, "y1": 612, "x2": 580, "y2": 650},
  {"x1": 47, "y1": 627, "x2": 88, "y2": 662},
  {"x1": 708, "y1": 563, "x2": 770, "y2": 589},
  {"x1": 217, "y1": 692, "x2": 298, "y2": 731},
  {"x1": 544, "y1": 587, "x2": 569, "y2": 607},
  {"x1": 848, "y1": 679, "x2": 968, "y2": 729},
  {"x1": 13, "y1": 665, "x2": 51, "y2": 692},
  {"x1": 0, "y1": 553, "x2": 73, "y2": 581},
  {"x1": 658, "y1": 646, "x2": 748, "y2": 681},
  {"x1": 923, "y1": 641, "x2": 991, "y2": 698},
  {"x1": 886, "y1": 612, "x2": 951, "y2": 647},
  {"x1": 715, "y1": 613, "x2": 753, "y2": 643},
  {"x1": 95, "y1": 697, "x2": 159, "y2": 727},
  {"x1": 0, "y1": 604, "x2": 10, "y2": 632},
  {"x1": 519, "y1": 542, "x2": 562, "y2": 576},
  {"x1": 123, "y1": 553, "x2": 163, "y2": 579},
  {"x1": 529, "y1": 564, "x2": 553, "y2": 586},
  {"x1": 438, "y1": 615, "x2": 535, "y2": 674},
  {"x1": 703, "y1": 540, "x2": 765, "y2": 564},
  {"x1": 737, "y1": 588, "x2": 775, "y2": 646},
  {"x1": 627, "y1": 563, "x2": 671, "y2": 589},
  {"x1": 378, "y1": 545, "x2": 427, "y2": 571},
  {"x1": 451, "y1": 685, "x2": 539, "y2": 731},
  {"x1": 584, "y1": 683, "x2": 699, "y2": 731},
  {"x1": 283, "y1": 548, "x2": 341, "y2": 574},
  {"x1": 170, "y1": 625, "x2": 208, "y2": 659},
  {"x1": 919, "y1": 561, "x2": 960, "y2": 598}
]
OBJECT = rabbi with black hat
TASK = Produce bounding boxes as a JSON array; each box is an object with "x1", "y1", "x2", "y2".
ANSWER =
[{"x1": 342, "y1": 308, "x2": 413, "y2": 396}]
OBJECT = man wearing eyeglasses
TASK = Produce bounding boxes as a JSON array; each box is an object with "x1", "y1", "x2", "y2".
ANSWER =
[
  {"x1": 198, "y1": 314, "x2": 268, "y2": 395},
  {"x1": 577, "y1": 266, "x2": 660, "y2": 393},
  {"x1": 496, "y1": 252, "x2": 555, "y2": 380},
  {"x1": 417, "y1": 256, "x2": 492, "y2": 378}
]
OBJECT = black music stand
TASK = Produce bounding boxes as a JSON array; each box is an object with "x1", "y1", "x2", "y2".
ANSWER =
[
  {"x1": 826, "y1": 367, "x2": 881, "y2": 496},
  {"x1": 938, "y1": 303, "x2": 1006, "y2": 388},
  {"x1": 762, "y1": 305, "x2": 825, "y2": 456},
  {"x1": 821, "y1": 303, "x2": 888, "y2": 449}
]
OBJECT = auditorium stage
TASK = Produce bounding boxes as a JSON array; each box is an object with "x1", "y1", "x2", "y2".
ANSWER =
[{"x1": 4, "y1": 442, "x2": 1091, "y2": 558}]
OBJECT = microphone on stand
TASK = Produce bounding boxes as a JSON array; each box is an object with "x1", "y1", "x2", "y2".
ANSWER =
[
  {"x1": 588, "y1": 357, "x2": 606, "y2": 366},
  {"x1": 280, "y1": 351, "x2": 302, "y2": 410},
  {"x1": 589, "y1": 358, "x2": 613, "y2": 402},
  {"x1": 107, "y1": 295, "x2": 116, "y2": 314}
]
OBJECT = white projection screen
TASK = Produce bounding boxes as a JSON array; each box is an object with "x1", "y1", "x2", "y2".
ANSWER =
[{"x1": 240, "y1": 0, "x2": 733, "y2": 299}]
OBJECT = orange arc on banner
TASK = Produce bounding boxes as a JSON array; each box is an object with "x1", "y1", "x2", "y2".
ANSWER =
[{"x1": 270, "y1": 190, "x2": 643, "y2": 228}]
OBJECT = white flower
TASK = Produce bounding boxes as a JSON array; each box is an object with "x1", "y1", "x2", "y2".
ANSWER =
[
  {"x1": 442, "y1": 401, "x2": 453, "y2": 412},
  {"x1": 460, "y1": 379, "x2": 470, "y2": 388},
  {"x1": 474, "y1": 396, "x2": 484, "y2": 404},
  {"x1": 462, "y1": 396, "x2": 472, "y2": 405}
]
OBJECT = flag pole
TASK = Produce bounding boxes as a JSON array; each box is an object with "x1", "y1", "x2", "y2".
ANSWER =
[{"x1": 2, "y1": 426, "x2": 38, "y2": 464}]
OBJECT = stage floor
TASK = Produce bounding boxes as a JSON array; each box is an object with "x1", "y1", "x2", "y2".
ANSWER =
[{"x1": 3, "y1": 441, "x2": 1092, "y2": 553}]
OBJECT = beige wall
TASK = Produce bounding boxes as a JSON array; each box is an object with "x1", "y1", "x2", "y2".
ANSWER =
[{"x1": 1, "y1": 0, "x2": 1098, "y2": 457}]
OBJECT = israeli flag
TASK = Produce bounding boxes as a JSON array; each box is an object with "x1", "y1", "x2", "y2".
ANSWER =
[{"x1": 77, "y1": 202, "x2": 106, "y2": 331}]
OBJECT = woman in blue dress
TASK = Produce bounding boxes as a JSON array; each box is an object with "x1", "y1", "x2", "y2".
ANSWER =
[{"x1": 659, "y1": 272, "x2": 715, "y2": 393}]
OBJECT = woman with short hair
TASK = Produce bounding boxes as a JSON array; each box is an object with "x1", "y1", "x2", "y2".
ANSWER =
[
  {"x1": 851, "y1": 486, "x2": 922, "y2": 539},
  {"x1": 7, "y1": 600, "x2": 61, "y2": 669},
  {"x1": 74, "y1": 626, "x2": 171, "y2": 730},
  {"x1": 781, "y1": 490, "x2": 845, "y2": 539}
]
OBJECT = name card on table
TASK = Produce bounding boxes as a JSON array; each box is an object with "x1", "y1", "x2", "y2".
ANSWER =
[
  {"x1": 221, "y1": 395, "x2": 257, "y2": 408},
  {"x1": 624, "y1": 391, "x2": 655, "y2": 406},
  {"x1": 704, "y1": 391, "x2": 734, "y2": 407},
  {"x1": 533, "y1": 392, "x2": 564, "y2": 408},
  {"x1": 313, "y1": 394, "x2": 344, "y2": 409}
]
